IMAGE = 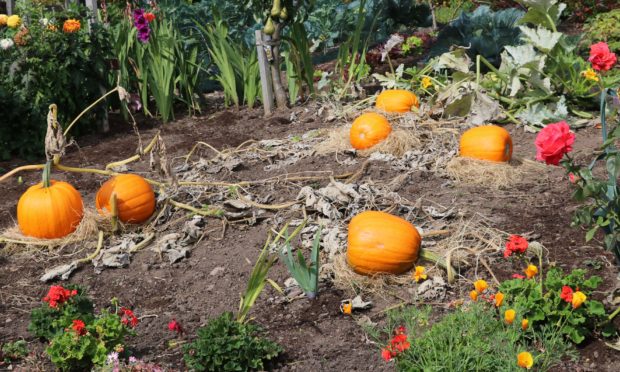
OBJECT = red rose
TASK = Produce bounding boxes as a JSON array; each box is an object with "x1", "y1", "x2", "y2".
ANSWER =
[
  {"x1": 589, "y1": 42, "x2": 617, "y2": 72},
  {"x1": 535, "y1": 121, "x2": 575, "y2": 165},
  {"x1": 144, "y1": 12, "x2": 156, "y2": 22},
  {"x1": 560, "y1": 285, "x2": 574, "y2": 303}
]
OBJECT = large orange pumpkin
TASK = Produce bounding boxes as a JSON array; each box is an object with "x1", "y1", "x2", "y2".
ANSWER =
[
  {"x1": 459, "y1": 125, "x2": 513, "y2": 162},
  {"x1": 96, "y1": 174, "x2": 156, "y2": 224},
  {"x1": 17, "y1": 165, "x2": 84, "y2": 239},
  {"x1": 347, "y1": 211, "x2": 421, "y2": 275},
  {"x1": 350, "y1": 112, "x2": 392, "y2": 150},
  {"x1": 375, "y1": 90, "x2": 420, "y2": 113}
]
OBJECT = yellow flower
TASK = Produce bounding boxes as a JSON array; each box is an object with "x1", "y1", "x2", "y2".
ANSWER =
[
  {"x1": 474, "y1": 279, "x2": 488, "y2": 294},
  {"x1": 413, "y1": 266, "x2": 427, "y2": 282},
  {"x1": 505, "y1": 309, "x2": 516, "y2": 324},
  {"x1": 63, "y1": 19, "x2": 81, "y2": 33},
  {"x1": 47, "y1": 24, "x2": 58, "y2": 32},
  {"x1": 572, "y1": 291, "x2": 587, "y2": 309},
  {"x1": 521, "y1": 319, "x2": 529, "y2": 331},
  {"x1": 524, "y1": 264, "x2": 538, "y2": 279},
  {"x1": 341, "y1": 302, "x2": 352, "y2": 315},
  {"x1": 581, "y1": 68, "x2": 599, "y2": 82},
  {"x1": 7, "y1": 15, "x2": 21, "y2": 29},
  {"x1": 469, "y1": 290, "x2": 478, "y2": 301},
  {"x1": 421, "y1": 76, "x2": 433, "y2": 89},
  {"x1": 0, "y1": 14, "x2": 8, "y2": 27},
  {"x1": 517, "y1": 351, "x2": 534, "y2": 369},
  {"x1": 494, "y1": 292, "x2": 504, "y2": 307}
]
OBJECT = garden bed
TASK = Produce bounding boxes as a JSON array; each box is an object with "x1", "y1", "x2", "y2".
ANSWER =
[{"x1": 1, "y1": 101, "x2": 619, "y2": 371}]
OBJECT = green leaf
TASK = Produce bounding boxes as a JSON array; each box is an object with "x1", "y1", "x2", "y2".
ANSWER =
[
  {"x1": 586, "y1": 226, "x2": 599, "y2": 242},
  {"x1": 586, "y1": 300, "x2": 606, "y2": 316},
  {"x1": 519, "y1": 26, "x2": 562, "y2": 52}
]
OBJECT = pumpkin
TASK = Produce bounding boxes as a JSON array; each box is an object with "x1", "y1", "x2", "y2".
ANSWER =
[
  {"x1": 459, "y1": 125, "x2": 513, "y2": 162},
  {"x1": 17, "y1": 163, "x2": 84, "y2": 239},
  {"x1": 96, "y1": 174, "x2": 156, "y2": 224},
  {"x1": 375, "y1": 90, "x2": 420, "y2": 113},
  {"x1": 347, "y1": 211, "x2": 421, "y2": 275},
  {"x1": 350, "y1": 112, "x2": 392, "y2": 150}
]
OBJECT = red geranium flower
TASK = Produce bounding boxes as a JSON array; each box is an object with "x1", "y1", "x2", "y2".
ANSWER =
[
  {"x1": 504, "y1": 235, "x2": 528, "y2": 258},
  {"x1": 589, "y1": 42, "x2": 617, "y2": 72},
  {"x1": 381, "y1": 348, "x2": 393, "y2": 361},
  {"x1": 535, "y1": 121, "x2": 575, "y2": 166},
  {"x1": 43, "y1": 286, "x2": 77, "y2": 308},
  {"x1": 168, "y1": 319, "x2": 183, "y2": 335},
  {"x1": 120, "y1": 307, "x2": 139, "y2": 327},
  {"x1": 560, "y1": 286, "x2": 574, "y2": 303},
  {"x1": 71, "y1": 319, "x2": 87, "y2": 336}
]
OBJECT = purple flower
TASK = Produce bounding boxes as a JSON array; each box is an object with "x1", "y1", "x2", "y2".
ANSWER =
[
  {"x1": 137, "y1": 28, "x2": 151, "y2": 42},
  {"x1": 133, "y1": 9, "x2": 145, "y2": 21}
]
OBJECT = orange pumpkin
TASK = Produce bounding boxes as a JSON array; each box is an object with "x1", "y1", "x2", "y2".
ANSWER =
[
  {"x1": 17, "y1": 164, "x2": 84, "y2": 239},
  {"x1": 96, "y1": 174, "x2": 156, "y2": 224},
  {"x1": 347, "y1": 211, "x2": 421, "y2": 275},
  {"x1": 350, "y1": 112, "x2": 392, "y2": 150},
  {"x1": 459, "y1": 125, "x2": 513, "y2": 162},
  {"x1": 375, "y1": 90, "x2": 420, "y2": 113}
]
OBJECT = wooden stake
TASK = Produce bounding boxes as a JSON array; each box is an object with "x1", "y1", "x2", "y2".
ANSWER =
[
  {"x1": 6, "y1": 0, "x2": 15, "y2": 15},
  {"x1": 256, "y1": 30, "x2": 275, "y2": 116}
]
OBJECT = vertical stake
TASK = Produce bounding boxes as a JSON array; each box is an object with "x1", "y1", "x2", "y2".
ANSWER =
[{"x1": 256, "y1": 30, "x2": 275, "y2": 116}]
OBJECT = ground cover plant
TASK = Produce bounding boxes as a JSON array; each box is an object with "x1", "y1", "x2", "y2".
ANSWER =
[{"x1": 2, "y1": 0, "x2": 620, "y2": 371}]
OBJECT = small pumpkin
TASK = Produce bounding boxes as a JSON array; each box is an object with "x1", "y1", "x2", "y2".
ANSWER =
[
  {"x1": 350, "y1": 112, "x2": 392, "y2": 150},
  {"x1": 459, "y1": 125, "x2": 513, "y2": 162},
  {"x1": 347, "y1": 211, "x2": 421, "y2": 275},
  {"x1": 375, "y1": 90, "x2": 420, "y2": 113},
  {"x1": 17, "y1": 163, "x2": 84, "y2": 239},
  {"x1": 96, "y1": 174, "x2": 156, "y2": 224}
]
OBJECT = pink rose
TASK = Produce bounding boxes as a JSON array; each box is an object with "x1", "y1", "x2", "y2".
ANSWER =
[
  {"x1": 535, "y1": 121, "x2": 575, "y2": 165},
  {"x1": 589, "y1": 42, "x2": 617, "y2": 72}
]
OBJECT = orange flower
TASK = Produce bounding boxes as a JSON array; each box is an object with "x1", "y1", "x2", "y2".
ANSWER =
[
  {"x1": 473, "y1": 279, "x2": 488, "y2": 294},
  {"x1": 505, "y1": 309, "x2": 516, "y2": 324},
  {"x1": 524, "y1": 264, "x2": 538, "y2": 279},
  {"x1": 517, "y1": 351, "x2": 534, "y2": 369},
  {"x1": 341, "y1": 302, "x2": 352, "y2": 315},
  {"x1": 413, "y1": 266, "x2": 427, "y2": 282},
  {"x1": 469, "y1": 290, "x2": 478, "y2": 301},
  {"x1": 521, "y1": 319, "x2": 529, "y2": 331},
  {"x1": 572, "y1": 291, "x2": 587, "y2": 309},
  {"x1": 63, "y1": 19, "x2": 81, "y2": 33},
  {"x1": 494, "y1": 292, "x2": 504, "y2": 307}
]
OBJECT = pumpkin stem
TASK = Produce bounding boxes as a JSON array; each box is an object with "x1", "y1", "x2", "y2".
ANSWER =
[
  {"x1": 110, "y1": 192, "x2": 118, "y2": 233},
  {"x1": 42, "y1": 161, "x2": 52, "y2": 188}
]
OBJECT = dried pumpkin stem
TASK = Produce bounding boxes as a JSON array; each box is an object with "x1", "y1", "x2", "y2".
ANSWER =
[
  {"x1": 63, "y1": 87, "x2": 120, "y2": 137},
  {"x1": 75, "y1": 231, "x2": 104, "y2": 264},
  {"x1": 0, "y1": 164, "x2": 46, "y2": 183},
  {"x1": 110, "y1": 193, "x2": 119, "y2": 233},
  {"x1": 105, "y1": 132, "x2": 160, "y2": 170},
  {"x1": 168, "y1": 199, "x2": 224, "y2": 217}
]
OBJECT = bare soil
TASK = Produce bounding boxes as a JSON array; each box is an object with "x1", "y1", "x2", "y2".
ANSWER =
[{"x1": 1, "y1": 103, "x2": 619, "y2": 371}]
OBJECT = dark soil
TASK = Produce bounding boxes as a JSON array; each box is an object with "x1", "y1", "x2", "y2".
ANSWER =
[{"x1": 1, "y1": 103, "x2": 619, "y2": 371}]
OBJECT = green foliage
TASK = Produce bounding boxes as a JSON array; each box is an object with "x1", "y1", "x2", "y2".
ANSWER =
[
  {"x1": 434, "y1": 0, "x2": 476, "y2": 24},
  {"x1": 370, "y1": 303, "x2": 573, "y2": 371},
  {"x1": 280, "y1": 227, "x2": 321, "y2": 299},
  {"x1": 194, "y1": 17, "x2": 260, "y2": 108},
  {"x1": 401, "y1": 35, "x2": 424, "y2": 56},
  {"x1": 237, "y1": 223, "x2": 303, "y2": 323},
  {"x1": 1, "y1": 340, "x2": 29, "y2": 364},
  {"x1": 0, "y1": 3, "x2": 111, "y2": 159},
  {"x1": 430, "y1": 6, "x2": 524, "y2": 67},
  {"x1": 183, "y1": 312, "x2": 282, "y2": 372},
  {"x1": 28, "y1": 287, "x2": 94, "y2": 341},
  {"x1": 584, "y1": 9, "x2": 620, "y2": 52},
  {"x1": 499, "y1": 268, "x2": 609, "y2": 343},
  {"x1": 565, "y1": 113, "x2": 620, "y2": 264}
]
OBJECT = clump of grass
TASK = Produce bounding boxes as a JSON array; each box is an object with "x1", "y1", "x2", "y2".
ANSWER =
[{"x1": 367, "y1": 303, "x2": 576, "y2": 371}]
